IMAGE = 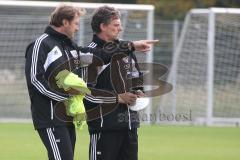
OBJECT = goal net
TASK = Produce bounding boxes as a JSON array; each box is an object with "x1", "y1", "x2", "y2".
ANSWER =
[
  {"x1": 0, "y1": 1, "x2": 154, "y2": 122},
  {"x1": 159, "y1": 8, "x2": 240, "y2": 126}
]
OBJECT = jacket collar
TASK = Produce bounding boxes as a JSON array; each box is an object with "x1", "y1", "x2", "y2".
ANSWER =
[
  {"x1": 92, "y1": 34, "x2": 120, "y2": 48},
  {"x1": 44, "y1": 25, "x2": 73, "y2": 45},
  {"x1": 92, "y1": 34, "x2": 106, "y2": 47}
]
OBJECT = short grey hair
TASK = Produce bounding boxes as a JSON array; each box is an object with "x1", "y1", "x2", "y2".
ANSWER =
[{"x1": 91, "y1": 5, "x2": 121, "y2": 33}]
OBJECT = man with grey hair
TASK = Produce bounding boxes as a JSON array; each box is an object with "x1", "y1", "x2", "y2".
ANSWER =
[{"x1": 84, "y1": 5, "x2": 158, "y2": 160}]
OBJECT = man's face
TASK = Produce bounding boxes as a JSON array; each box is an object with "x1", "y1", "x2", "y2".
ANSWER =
[
  {"x1": 102, "y1": 18, "x2": 122, "y2": 41},
  {"x1": 63, "y1": 14, "x2": 80, "y2": 39}
]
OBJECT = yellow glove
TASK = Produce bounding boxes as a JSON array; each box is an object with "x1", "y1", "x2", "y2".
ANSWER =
[
  {"x1": 55, "y1": 69, "x2": 91, "y2": 94},
  {"x1": 55, "y1": 69, "x2": 70, "y2": 90},
  {"x1": 65, "y1": 95, "x2": 85, "y2": 116},
  {"x1": 55, "y1": 70, "x2": 90, "y2": 129},
  {"x1": 73, "y1": 113, "x2": 86, "y2": 130},
  {"x1": 65, "y1": 95, "x2": 86, "y2": 129}
]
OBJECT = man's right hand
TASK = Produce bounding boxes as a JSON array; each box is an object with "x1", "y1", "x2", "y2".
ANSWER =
[
  {"x1": 133, "y1": 39, "x2": 159, "y2": 53},
  {"x1": 118, "y1": 92, "x2": 137, "y2": 106}
]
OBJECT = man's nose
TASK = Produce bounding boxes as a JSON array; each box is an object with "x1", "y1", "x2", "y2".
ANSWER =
[{"x1": 119, "y1": 26, "x2": 123, "y2": 31}]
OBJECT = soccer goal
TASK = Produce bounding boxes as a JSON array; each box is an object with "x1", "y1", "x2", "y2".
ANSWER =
[
  {"x1": 159, "y1": 8, "x2": 240, "y2": 126},
  {"x1": 0, "y1": 1, "x2": 154, "y2": 122}
]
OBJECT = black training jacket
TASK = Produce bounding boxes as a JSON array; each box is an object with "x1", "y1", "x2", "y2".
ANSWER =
[
  {"x1": 25, "y1": 26, "x2": 90, "y2": 129},
  {"x1": 84, "y1": 35, "x2": 141, "y2": 133}
]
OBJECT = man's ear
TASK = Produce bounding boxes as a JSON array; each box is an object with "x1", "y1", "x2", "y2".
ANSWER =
[
  {"x1": 62, "y1": 19, "x2": 69, "y2": 27},
  {"x1": 100, "y1": 23, "x2": 106, "y2": 32}
]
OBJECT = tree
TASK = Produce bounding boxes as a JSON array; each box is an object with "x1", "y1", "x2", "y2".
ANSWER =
[
  {"x1": 68, "y1": 0, "x2": 137, "y2": 4},
  {"x1": 138, "y1": 0, "x2": 240, "y2": 19}
]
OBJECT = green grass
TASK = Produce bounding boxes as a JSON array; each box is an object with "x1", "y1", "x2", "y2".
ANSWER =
[{"x1": 0, "y1": 123, "x2": 240, "y2": 160}]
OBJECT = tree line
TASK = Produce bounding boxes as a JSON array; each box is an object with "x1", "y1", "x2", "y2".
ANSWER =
[{"x1": 39, "y1": 0, "x2": 240, "y2": 19}]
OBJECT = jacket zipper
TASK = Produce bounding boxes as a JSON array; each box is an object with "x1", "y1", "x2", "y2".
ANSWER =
[
  {"x1": 50, "y1": 100, "x2": 53, "y2": 120},
  {"x1": 64, "y1": 50, "x2": 71, "y2": 71},
  {"x1": 100, "y1": 106, "x2": 103, "y2": 128},
  {"x1": 117, "y1": 60, "x2": 132, "y2": 130}
]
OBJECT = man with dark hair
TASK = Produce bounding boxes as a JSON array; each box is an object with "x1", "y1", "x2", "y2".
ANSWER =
[{"x1": 84, "y1": 5, "x2": 158, "y2": 160}]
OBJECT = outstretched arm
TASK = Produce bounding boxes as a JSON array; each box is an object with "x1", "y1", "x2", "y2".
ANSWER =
[{"x1": 133, "y1": 39, "x2": 159, "y2": 53}]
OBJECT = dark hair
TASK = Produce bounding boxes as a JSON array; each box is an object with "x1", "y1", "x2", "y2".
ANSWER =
[
  {"x1": 50, "y1": 4, "x2": 85, "y2": 27},
  {"x1": 91, "y1": 6, "x2": 121, "y2": 34}
]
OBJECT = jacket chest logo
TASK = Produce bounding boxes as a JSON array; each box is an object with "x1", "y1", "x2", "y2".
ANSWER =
[{"x1": 44, "y1": 46, "x2": 62, "y2": 71}]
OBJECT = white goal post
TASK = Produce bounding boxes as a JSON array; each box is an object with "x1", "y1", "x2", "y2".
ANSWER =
[
  {"x1": 0, "y1": 1, "x2": 154, "y2": 122},
  {"x1": 159, "y1": 8, "x2": 240, "y2": 126}
]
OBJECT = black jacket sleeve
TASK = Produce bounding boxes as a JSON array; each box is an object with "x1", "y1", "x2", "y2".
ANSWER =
[{"x1": 25, "y1": 40, "x2": 69, "y2": 102}]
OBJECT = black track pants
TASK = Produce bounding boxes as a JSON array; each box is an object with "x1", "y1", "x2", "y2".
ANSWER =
[
  {"x1": 37, "y1": 126, "x2": 76, "y2": 160},
  {"x1": 89, "y1": 129, "x2": 138, "y2": 160}
]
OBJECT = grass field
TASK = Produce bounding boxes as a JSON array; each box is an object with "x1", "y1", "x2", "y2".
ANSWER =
[{"x1": 0, "y1": 123, "x2": 240, "y2": 160}]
